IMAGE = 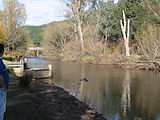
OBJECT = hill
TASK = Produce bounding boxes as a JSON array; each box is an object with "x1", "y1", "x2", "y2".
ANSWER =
[
  {"x1": 25, "y1": 20, "x2": 69, "y2": 47},
  {"x1": 26, "y1": 25, "x2": 45, "y2": 46}
]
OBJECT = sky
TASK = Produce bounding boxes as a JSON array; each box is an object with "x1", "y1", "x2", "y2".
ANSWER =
[
  {"x1": 0, "y1": 0, "x2": 67, "y2": 26},
  {"x1": 0, "y1": 0, "x2": 119, "y2": 26}
]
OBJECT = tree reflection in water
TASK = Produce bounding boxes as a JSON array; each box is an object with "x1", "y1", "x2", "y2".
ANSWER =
[
  {"x1": 52, "y1": 61, "x2": 160, "y2": 120},
  {"x1": 121, "y1": 70, "x2": 131, "y2": 119}
]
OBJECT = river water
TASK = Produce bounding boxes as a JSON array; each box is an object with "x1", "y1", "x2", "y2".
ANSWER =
[{"x1": 27, "y1": 58, "x2": 160, "y2": 120}]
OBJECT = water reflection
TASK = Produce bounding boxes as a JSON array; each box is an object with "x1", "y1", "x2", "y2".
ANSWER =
[
  {"x1": 52, "y1": 62, "x2": 160, "y2": 120},
  {"x1": 121, "y1": 70, "x2": 131, "y2": 119},
  {"x1": 78, "y1": 63, "x2": 85, "y2": 99},
  {"x1": 29, "y1": 59, "x2": 160, "y2": 120}
]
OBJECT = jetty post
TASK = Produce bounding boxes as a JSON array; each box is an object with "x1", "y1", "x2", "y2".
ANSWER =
[
  {"x1": 48, "y1": 64, "x2": 52, "y2": 77},
  {"x1": 20, "y1": 59, "x2": 24, "y2": 76}
]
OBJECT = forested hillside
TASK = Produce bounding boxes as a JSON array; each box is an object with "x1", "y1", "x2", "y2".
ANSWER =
[
  {"x1": 26, "y1": 25, "x2": 45, "y2": 46},
  {"x1": 25, "y1": 21, "x2": 68, "y2": 47}
]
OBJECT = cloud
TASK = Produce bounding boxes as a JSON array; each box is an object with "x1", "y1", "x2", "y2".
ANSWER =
[
  {"x1": 0, "y1": 1, "x2": 3, "y2": 9},
  {"x1": 114, "y1": 0, "x2": 119, "y2": 3},
  {"x1": 19, "y1": 0, "x2": 67, "y2": 25}
]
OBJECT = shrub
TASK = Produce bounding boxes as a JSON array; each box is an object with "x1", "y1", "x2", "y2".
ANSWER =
[{"x1": 136, "y1": 24, "x2": 160, "y2": 61}]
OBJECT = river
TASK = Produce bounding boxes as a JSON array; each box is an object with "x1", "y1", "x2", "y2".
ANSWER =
[{"x1": 27, "y1": 57, "x2": 160, "y2": 120}]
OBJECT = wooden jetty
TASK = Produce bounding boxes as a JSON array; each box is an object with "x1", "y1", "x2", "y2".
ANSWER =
[
  {"x1": 5, "y1": 61, "x2": 24, "y2": 77},
  {"x1": 25, "y1": 64, "x2": 52, "y2": 79},
  {"x1": 5, "y1": 60, "x2": 53, "y2": 79}
]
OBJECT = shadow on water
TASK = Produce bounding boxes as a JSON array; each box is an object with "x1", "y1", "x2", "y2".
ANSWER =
[{"x1": 52, "y1": 61, "x2": 160, "y2": 120}]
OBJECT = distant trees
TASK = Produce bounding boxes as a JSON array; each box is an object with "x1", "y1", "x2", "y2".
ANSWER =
[
  {"x1": 2, "y1": 0, "x2": 27, "y2": 51},
  {"x1": 43, "y1": 0, "x2": 160, "y2": 62},
  {"x1": 98, "y1": 1, "x2": 115, "y2": 41},
  {"x1": 27, "y1": 26, "x2": 44, "y2": 46},
  {"x1": 42, "y1": 0, "x2": 107, "y2": 59},
  {"x1": 108, "y1": 0, "x2": 151, "y2": 42}
]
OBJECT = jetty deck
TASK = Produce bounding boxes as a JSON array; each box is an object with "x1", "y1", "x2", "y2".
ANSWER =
[{"x1": 5, "y1": 60, "x2": 52, "y2": 79}]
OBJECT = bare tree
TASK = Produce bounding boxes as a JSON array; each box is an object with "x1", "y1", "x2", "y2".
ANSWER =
[
  {"x1": 67, "y1": 0, "x2": 105, "y2": 54},
  {"x1": 136, "y1": 24, "x2": 160, "y2": 61},
  {"x1": 43, "y1": 22, "x2": 73, "y2": 58},
  {"x1": 3, "y1": 0, "x2": 26, "y2": 51},
  {"x1": 120, "y1": 11, "x2": 130, "y2": 56},
  {"x1": 142, "y1": 0, "x2": 160, "y2": 19},
  {"x1": 67, "y1": 0, "x2": 86, "y2": 53}
]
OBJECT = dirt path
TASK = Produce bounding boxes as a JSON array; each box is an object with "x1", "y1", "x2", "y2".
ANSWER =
[{"x1": 5, "y1": 73, "x2": 42, "y2": 120}]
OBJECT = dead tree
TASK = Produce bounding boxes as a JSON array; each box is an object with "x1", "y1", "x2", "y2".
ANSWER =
[
  {"x1": 68, "y1": 0, "x2": 84, "y2": 53},
  {"x1": 120, "y1": 11, "x2": 130, "y2": 56}
]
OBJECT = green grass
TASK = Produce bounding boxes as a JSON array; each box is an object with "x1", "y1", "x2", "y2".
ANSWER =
[{"x1": 82, "y1": 56, "x2": 96, "y2": 61}]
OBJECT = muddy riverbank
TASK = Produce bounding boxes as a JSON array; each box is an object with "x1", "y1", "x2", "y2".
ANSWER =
[
  {"x1": 6, "y1": 75, "x2": 106, "y2": 120},
  {"x1": 30, "y1": 81, "x2": 106, "y2": 120}
]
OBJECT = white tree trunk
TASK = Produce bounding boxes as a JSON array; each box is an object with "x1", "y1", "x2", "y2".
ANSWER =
[
  {"x1": 120, "y1": 11, "x2": 130, "y2": 56},
  {"x1": 69, "y1": 0, "x2": 84, "y2": 53},
  {"x1": 77, "y1": 18, "x2": 84, "y2": 53}
]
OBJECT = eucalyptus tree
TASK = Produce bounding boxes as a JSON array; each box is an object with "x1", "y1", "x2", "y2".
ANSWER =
[{"x1": 67, "y1": 0, "x2": 101, "y2": 54}]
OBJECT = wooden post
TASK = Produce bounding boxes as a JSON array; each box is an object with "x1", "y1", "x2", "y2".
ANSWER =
[
  {"x1": 20, "y1": 59, "x2": 24, "y2": 76},
  {"x1": 48, "y1": 64, "x2": 52, "y2": 77},
  {"x1": 36, "y1": 50, "x2": 39, "y2": 57}
]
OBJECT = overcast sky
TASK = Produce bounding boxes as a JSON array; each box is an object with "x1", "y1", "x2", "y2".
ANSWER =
[{"x1": 0, "y1": 0, "x2": 118, "y2": 26}]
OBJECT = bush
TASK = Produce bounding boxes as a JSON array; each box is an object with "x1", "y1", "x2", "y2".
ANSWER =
[{"x1": 136, "y1": 24, "x2": 160, "y2": 61}]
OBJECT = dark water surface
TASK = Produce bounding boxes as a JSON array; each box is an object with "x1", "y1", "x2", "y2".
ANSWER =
[{"x1": 27, "y1": 58, "x2": 160, "y2": 120}]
